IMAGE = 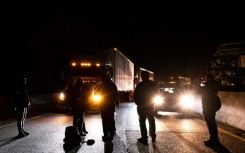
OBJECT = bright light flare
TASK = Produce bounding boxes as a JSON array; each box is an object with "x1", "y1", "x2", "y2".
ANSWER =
[
  {"x1": 71, "y1": 62, "x2": 76, "y2": 67},
  {"x1": 179, "y1": 95, "x2": 194, "y2": 108},
  {"x1": 153, "y1": 95, "x2": 164, "y2": 105},
  {"x1": 93, "y1": 94, "x2": 102, "y2": 103},
  {"x1": 59, "y1": 92, "x2": 65, "y2": 101}
]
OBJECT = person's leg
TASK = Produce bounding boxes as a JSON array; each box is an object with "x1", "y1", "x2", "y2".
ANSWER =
[
  {"x1": 147, "y1": 114, "x2": 156, "y2": 141},
  {"x1": 22, "y1": 108, "x2": 29, "y2": 134},
  {"x1": 77, "y1": 119, "x2": 83, "y2": 135},
  {"x1": 73, "y1": 114, "x2": 77, "y2": 127},
  {"x1": 137, "y1": 106, "x2": 148, "y2": 140},
  {"x1": 203, "y1": 110, "x2": 212, "y2": 135},
  {"x1": 17, "y1": 107, "x2": 28, "y2": 137},
  {"x1": 78, "y1": 112, "x2": 86, "y2": 136},
  {"x1": 17, "y1": 107, "x2": 25, "y2": 135},
  {"x1": 73, "y1": 112, "x2": 81, "y2": 135},
  {"x1": 82, "y1": 112, "x2": 88, "y2": 134},
  {"x1": 82, "y1": 122, "x2": 88, "y2": 133},
  {"x1": 203, "y1": 109, "x2": 220, "y2": 145},
  {"x1": 101, "y1": 111, "x2": 109, "y2": 140},
  {"x1": 208, "y1": 111, "x2": 219, "y2": 141},
  {"x1": 108, "y1": 110, "x2": 116, "y2": 140}
]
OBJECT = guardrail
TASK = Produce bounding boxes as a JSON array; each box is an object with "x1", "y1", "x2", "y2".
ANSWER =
[{"x1": 192, "y1": 91, "x2": 245, "y2": 131}]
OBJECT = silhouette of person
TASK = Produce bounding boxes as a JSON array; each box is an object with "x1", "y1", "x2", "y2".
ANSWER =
[
  {"x1": 197, "y1": 73, "x2": 222, "y2": 146},
  {"x1": 94, "y1": 74, "x2": 119, "y2": 142},
  {"x1": 133, "y1": 71, "x2": 158, "y2": 145},
  {"x1": 14, "y1": 74, "x2": 31, "y2": 138},
  {"x1": 66, "y1": 77, "x2": 90, "y2": 136}
]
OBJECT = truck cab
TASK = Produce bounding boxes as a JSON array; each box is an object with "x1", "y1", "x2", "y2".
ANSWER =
[{"x1": 58, "y1": 61, "x2": 114, "y2": 113}]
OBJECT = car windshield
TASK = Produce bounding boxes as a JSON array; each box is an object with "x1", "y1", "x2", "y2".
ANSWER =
[{"x1": 159, "y1": 87, "x2": 175, "y2": 94}]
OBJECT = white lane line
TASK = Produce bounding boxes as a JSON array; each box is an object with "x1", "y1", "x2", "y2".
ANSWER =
[
  {"x1": 0, "y1": 113, "x2": 49, "y2": 129},
  {"x1": 196, "y1": 118, "x2": 245, "y2": 142}
]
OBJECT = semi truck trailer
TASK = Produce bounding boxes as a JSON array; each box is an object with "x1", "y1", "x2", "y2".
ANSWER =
[
  {"x1": 134, "y1": 67, "x2": 154, "y2": 89},
  {"x1": 58, "y1": 48, "x2": 134, "y2": 111}
]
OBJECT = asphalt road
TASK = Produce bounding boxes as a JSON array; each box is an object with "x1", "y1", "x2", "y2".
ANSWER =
[{"x1": 0, "y1": 103, "x2": 244, "y2": 153}]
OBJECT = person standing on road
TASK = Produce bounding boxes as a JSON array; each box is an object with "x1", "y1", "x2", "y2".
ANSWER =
[
  {"x1": 133, "y1": 71, "x2": 158, "y2": 145},
  {"x1": 66, "y1": 77, "x2": 90, "y2": 136},
  {"x1": 94, "y1": 74, "x2": 119, "y2": 142},
  {"x1": 14, "y1": 74, "x2": 31, "y2": 138},
  {"x1": 197, "y1": 73, "x2": 222, "y2": 146}
]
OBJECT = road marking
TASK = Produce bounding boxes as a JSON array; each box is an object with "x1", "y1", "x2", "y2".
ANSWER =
[
  {"x1": 196, "y1": 118, "x2": 245, "y2": 142},
  {"x1": 218, "y1": 128, "x2": 245, "y2": 142},
  {"x1": 0, "y1": 113, "x2": 49, "y2": 129}
]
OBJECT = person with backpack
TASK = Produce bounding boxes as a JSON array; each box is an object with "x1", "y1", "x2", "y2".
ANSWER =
[
  {"x1": 66, "y1": 77, "x2": 90, "y2": 136},
  {"x1": 196, "y1": 73, "x2": 222, "y2": 146}
]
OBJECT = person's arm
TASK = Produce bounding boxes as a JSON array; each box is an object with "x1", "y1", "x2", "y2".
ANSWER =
[
  {"x1": 23, "y1": 85, "x2": 31, "y2": 109},
  {"x1": 109, "y1": 83, "x2": 119, "y2": 106},
  {"x1": 114, "y1": 86, "x2": 119, "y2": 107},
  {"x1": 196, "y1": 84, "x2": 205, "y2": 95},
  {"x1": 26, "y1": 90, "x2": 31, "y2": 109},
  {"x1": 133, "y1": 84, "x2": 140, "y2": 105}
]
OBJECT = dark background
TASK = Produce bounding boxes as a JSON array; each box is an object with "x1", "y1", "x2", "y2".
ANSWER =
[{"x1": 1, "y1": 4, "x2": 245, "y2": 94}]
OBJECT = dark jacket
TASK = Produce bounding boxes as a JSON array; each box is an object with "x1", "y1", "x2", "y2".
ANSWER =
[
  {"x1": 66, "y1": 83, "x2": 90, "y2": 113},
  {"x1": 95, "y1": 80, "x2": 119, "y2": 111},
  {"x1": 15, "y1": 83, "x2": 30, "y2": 108},
  {"x1": 197, "y1": 80, "x2": 221, "y2": 111},
  {"x1": 133, "y1": 80, "x2": 158, "y2": 106}
]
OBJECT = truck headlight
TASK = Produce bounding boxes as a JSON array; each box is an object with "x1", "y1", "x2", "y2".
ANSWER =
[
  {"x1": 153, "y1": 95, "x2": 164, "y2": 105},
  {"x1": 59, "y1": 92, "x2": 65, "y2": 101},
  {"x1": 93, "y1": 94, "x2": 102, "y2": 103},
  {"x1": 179, "y1": 95, "x2": 194, "y2": 108}
]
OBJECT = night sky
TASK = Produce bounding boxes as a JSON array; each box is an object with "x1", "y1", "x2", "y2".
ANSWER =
[{"x1": 1, "y1": 4, "x2": 245, "y2": 93}]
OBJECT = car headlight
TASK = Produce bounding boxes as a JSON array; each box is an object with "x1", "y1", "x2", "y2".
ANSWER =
[
  {"x1": 59, "y1": 92, "x2": 65, "y2": 101},
  {"x1": 153, "y1": 95, "x2": 164, "y2": 105},
  {"x1": 179, "y1": 95, "x2": 194, "y2": 108}
]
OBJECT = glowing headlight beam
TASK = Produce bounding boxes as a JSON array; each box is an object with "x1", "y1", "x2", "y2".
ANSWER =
[
  {"x1": 93, "y1": 95, "x2": 101, "y2": 103},
  {"x1": 153, "y1": 95, "x2": 164, "y2": 105},
  {"x1": 59, "y1": 92, "x2": 65, "y2": 101},
  {"x1": 180, "y1": 95, "x2": 194, "y2": 108}
]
